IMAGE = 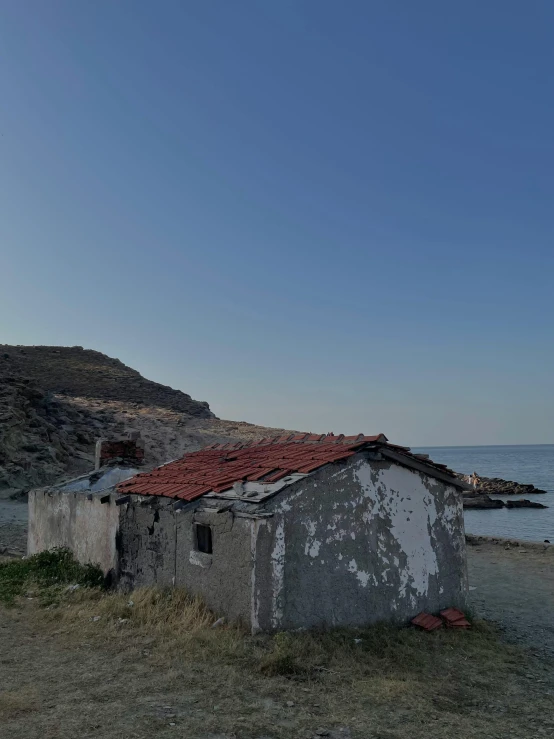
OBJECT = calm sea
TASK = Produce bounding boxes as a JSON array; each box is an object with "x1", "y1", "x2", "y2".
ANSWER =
[{"x1": 413, "y1": 444, "x2": 554, "y2": 543}]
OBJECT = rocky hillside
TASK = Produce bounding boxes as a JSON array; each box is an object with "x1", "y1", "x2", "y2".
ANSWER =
[
  {"x1": 0, "y1": 345, "x2": 213, "y2": 417},
  {"x1": 0, "y1": 376, "x2": 120, "y2": 491},
  {"x1": 0, "y1": 345, "x2": 297, "y2": 496}
]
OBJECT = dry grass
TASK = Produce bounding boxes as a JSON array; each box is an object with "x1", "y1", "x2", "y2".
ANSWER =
[
  {"x1": 0, "y1": 689, "x2": 40, "y2": 719},
  {"x1": 2, "y1": 584, "x2": 554, "y2": 739},
  {"x1": 44, "y1": 585, "x2": 509, "y2": 679}
]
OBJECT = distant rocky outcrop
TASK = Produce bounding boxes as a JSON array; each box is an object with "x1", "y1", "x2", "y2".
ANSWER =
[
  {"x1": 504, "y1": 499, "x2": 548, "y2": 509},
  {"x1": 460, "y1": 474, "x2": 547, "y2": 496},
  {"x1": 463, "y1": 495, "x2": 547, "y2": 510},
  {"x1": 460, "y1": 472, "x2": 549, "y2": 510},
  {"x1": 463, "y1": 495, "x2": 505, "y2": 509}
]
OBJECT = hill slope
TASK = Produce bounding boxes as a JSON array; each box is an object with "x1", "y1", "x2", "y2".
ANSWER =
[
  {"x1": 0, "y1": 345, "x2": 213, "y2": 417},
  {"x1": 0, "y1": 345, "x2": 297, "y2": 494}
]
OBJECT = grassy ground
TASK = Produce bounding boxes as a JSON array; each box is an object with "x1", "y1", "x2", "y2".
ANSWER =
[
  {"x1": 1, "y1": 553, "x2": 553, "y2": 739},
  {"x1": 0, "y1": 548, "x2": 103, "y2": 605}
]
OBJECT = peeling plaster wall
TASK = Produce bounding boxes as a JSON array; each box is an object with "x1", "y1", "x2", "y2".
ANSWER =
[
  {"x1": 175, "y1": 509, "x2": 252, "y2": 625},
  {"x1": 29, "y1": 490, "x2": 254, "y2": 625},
  {"x1": 254, "y1": 454, "x2": 467, "y2": 631},
  {"x1": 118, "y1": 504, "x2": 253, "y2": 625},
  {"x1": 28, "y1": 490, "x2": 121, "y2": 577},
  {"x1": 118, "y1": 503, "x2": 177, "y2": 589}
]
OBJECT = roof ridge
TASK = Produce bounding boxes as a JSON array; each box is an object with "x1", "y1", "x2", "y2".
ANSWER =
[{"x1": 207, "y1": 432, "x2": 389, "y2": 452}]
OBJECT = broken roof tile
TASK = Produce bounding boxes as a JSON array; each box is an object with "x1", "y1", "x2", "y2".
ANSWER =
[
  {"x1": 411, "y1": 612, "x2": 443, "y2": 631},
  {"x1": 440, "y1": 608, "x2": 471, "y2": 628}
]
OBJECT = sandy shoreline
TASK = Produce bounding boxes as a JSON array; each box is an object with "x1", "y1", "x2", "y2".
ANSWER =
[
  {"x1": 466, "y1": 535, "x2": 554, "y2": 659},
  {"x1": 465, "y1": 532, "x2": 553, "y2": 551}
]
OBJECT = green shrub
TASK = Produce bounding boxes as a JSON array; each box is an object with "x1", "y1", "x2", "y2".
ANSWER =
[{"x1": 0, "y1": 548, "x2": 104, "y2": 605}]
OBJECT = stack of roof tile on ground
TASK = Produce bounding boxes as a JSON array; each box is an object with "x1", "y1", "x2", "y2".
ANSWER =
[
  {"x1": 440, "y1": 608, "x2": 471, "y2": 628},
  {"x1": 411, "y1": 608, "x2": 471, "y2": 631},
  {"x1": 117, "y1": 432, "x2": 458, "y2": 503},
  {"x1": 411, "y1": 613, "x2": 443, "y2": 631}
]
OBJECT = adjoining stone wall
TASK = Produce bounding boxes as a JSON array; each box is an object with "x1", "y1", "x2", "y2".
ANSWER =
[
  {"x1": 253, "y1": 454, "x2": 467, "y2": 631},
  {"x1": 28, "y1": 490, "x2": 121, "y2": 577}
]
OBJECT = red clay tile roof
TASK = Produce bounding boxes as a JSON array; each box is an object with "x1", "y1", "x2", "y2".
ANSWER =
[{"x1": 116, "y1": 433, "x2": 460, "y2": 503}]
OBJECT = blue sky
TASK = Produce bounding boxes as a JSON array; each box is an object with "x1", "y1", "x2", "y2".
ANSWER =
[{"x1": 1, "y1": 1, "x2": 553, "y2": 446}]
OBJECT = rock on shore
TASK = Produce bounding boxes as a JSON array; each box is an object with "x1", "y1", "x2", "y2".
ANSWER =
[
  {"x1": 463, "y1": 495, "x2": 504, "y2": 509},
  {"x1": 458, "y1": 472, "x2": 549, "y2": 509},
  {"x1": 465, "y1": 475, "x2": 547, "y2": 496},
  {"x1": 463, "y1": 494, "x2": 548, "y2": 510},
  {"x1": 504, "y1": 498, "x2": 548, "y2": 509}
]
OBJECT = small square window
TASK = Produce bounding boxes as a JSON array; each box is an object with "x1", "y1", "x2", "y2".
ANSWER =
[{"x1": 195, "y1": 524, "x2": 213, "y2": 554}]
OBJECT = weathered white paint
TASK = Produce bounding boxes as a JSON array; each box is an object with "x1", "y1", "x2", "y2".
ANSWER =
[
  {"x1": 250, "y1": 519, "x2": 262, "y2": 633},
  {"x1": 303, "y1": 517, "x2": 323, "y2": 558},
  {"x1": 270, "y1": 519, "x2": 286, "y2": 628},
  {"x1": 347, "y1": 557, "x2": 373, "y2": 588},
  {"x1": 354, "y1": 460, "x2": 441, "y2": 602},
  {"x1": 189, "y1": 550, "x2": 212, "y2": 568},
  {"x1": 307, "y1": 539, "x2": 321, "y2": 557},
  {"x1": 255, "y1": 452, "x2": 467, "y2": 631}
]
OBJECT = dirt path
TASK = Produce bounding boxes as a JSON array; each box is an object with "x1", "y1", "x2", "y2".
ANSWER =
[
  {"x1": 2, "y1": 599, "x2": 554, "y2": 739},
  {"x1": 467, "y1": 540, "x2": 554, "y2": 659},
  {"x1": 0, "y1": 607, "x2": 308, "y2": 739}
]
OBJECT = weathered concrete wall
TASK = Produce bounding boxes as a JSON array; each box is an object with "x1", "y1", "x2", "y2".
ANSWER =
[
  {"x1": 118, "y1": 503, "x2": 253, "y2": 625},
  {"x1": 175, "y1": 509, "x2": 252, "y2": 625},
  {"x1": 118, "y1": 502, "x2": 177, "y2": 589},
  {"x1": 28, "y1": 490, "x2": 121, "y2": 577},
  {"x1": 253, "y1": 454, "x2": 467, "y2": 631}
]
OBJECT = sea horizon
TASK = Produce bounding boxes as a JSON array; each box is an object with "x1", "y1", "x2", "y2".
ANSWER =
[{"x1": 414, "y1": 443, "x2": 554, "y2": 450}]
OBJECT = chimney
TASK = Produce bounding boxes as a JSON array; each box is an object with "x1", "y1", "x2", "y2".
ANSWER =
[{"x1": 95, "y1": 431, "x2": 145, "y2": 470}]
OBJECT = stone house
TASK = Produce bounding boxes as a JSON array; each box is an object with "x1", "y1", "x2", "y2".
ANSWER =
[{"x1": 28, "y1": 433, "x2": 468, "y2": 631}]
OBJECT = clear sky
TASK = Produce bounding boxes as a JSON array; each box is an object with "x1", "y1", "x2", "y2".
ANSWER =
[{"x1": 1, "y1": 1, "x2": 553, "y2": 446}]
